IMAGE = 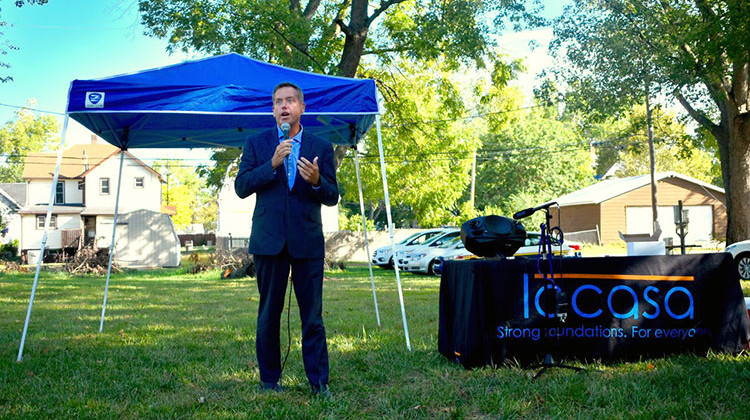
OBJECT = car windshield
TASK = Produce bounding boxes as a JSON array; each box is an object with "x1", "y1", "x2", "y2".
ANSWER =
[
  {"x1": 398, "y1": 231, "x2": 425, "y2": 245},
  {"x1": 439, "y1": 237, "x2": 462, "y2": 249},
  {"x1": 406, "y1": 230, "x2": 444, "y2": 246},
  {"x1": 525, "y1": 232, "x2": 562, "y2": 246},
  {"x1": 427, "y1": 231, "x2": 460, "y2": 247}
]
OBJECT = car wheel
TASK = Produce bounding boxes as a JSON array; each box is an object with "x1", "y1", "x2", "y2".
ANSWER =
[
  {"x1": 428, "y1": 259, "x2": 440, "y2": 276},
  {"x1": 736, "y1": 252, "x2": 750, "y2": 280},
  {"x1": 388, "y1": 257, "x2": 394, "y2": 269}
]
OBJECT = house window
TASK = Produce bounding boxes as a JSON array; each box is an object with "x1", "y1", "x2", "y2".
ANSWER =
[
  {"x1": 100, "y1": 178, "x2": 110, "y2": 195},
  {"x1": 78, "y1": 180, "x2": 84, "y2": 190},
  {"x1": 134, "y1": 177, "x2": 144, "y2": 188},
  {"x1": 36, "y1": 215, "x2": 57, "y2": 229},
  {"x1": 55, "y1": 181, "x2": 64, "y2": 204}
]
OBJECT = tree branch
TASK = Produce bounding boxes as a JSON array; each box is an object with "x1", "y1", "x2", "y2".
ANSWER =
[
  {"x1": 673, "y1": 87, "x2": 721, "y2": 137},
  {"x1": 290, "y1": 0, "x2": 300, "y2": 12},
  {"x1": 269, "y1": 23, "x2": 327, "y2": 73},
  {"x1": 303, "y1": 0, "x2": 322, "y2": 20},
  {"x1": 367, "y1": 0, "x2": 407, "y2": 27},
  {"x1": 335, "y1": 18, "x2": 352, "y2": 37}
]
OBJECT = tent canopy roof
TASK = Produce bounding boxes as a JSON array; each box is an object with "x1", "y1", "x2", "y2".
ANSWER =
[{"x1": 67, "y1": 53, "x2": 380, "y2": 149}]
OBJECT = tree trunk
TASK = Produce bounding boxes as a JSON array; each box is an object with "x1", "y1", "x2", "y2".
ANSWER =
[
  {"x1": 727, "y1": 110, "x2": 750, "y2": 244},
  {"x1": 331, "y1": 0, "x2": 370, "y2": 168}
]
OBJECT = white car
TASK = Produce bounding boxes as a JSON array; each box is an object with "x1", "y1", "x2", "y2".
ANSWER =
[
  {"x1": 513, "y1": 232, "x2": 582, "y2": 258},
  {"x1": 431, "y1": 231, "x2": 583, "y2": 275},
  {"x1": 725, "y1": 239, "x2": 750, "y2": 280},
  {"x1": 403, "y1": 236, "x2": 467, "y2": 275},
  {"x1": 371, "y1": 228, "x2": 447, "y2": 269},
  {"x1": 396, "y1": 228, "x2": 460, "y2": 268}
]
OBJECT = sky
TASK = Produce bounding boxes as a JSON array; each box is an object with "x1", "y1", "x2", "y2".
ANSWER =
[{"x1": 0, "y1": 0, "x2": 568, "y2": 161}]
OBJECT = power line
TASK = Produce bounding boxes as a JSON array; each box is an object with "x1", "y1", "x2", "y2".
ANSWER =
[{"x1": 0, "y1": 103, "x2": 65, "y2": 116}]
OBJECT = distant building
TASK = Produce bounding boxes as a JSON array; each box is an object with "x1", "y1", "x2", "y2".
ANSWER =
[
  {"x1": 19, "y1": 142, "x2": 180, "y2": 266},
  {"x1": 551, "y1": 171, "x2": 726, "y2": 245},
  {"x1": 0, "y1": 183, "x2": 26, "y2": 247}
]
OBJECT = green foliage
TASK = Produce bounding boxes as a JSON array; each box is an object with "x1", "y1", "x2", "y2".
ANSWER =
[
  {"x1": 550, "y1": 0, "x2": 750, "y2": 242},
  {"x1": 153, "y1": 159, "x2": 202, "y2": 230},
  {"x1": 475, "y1": 106, "x2": 595, "y2": 219},
  {"x1": 338, "y1": 207, "x2": 375, "y2": 232},
  {"x1": 137, "y1": 0, "x2": 532, "y2": 76},
  {"x1": 336, "y1": 59, "x2": 492, "y2": 227},
  {"x1": 0, "y1": 106, "x2": 59, "y2": 182},
  {"x1": 0, "y1": 239, "x2": 18, "y2": 259},
  {"x1": 193, "y1": 188, "x2": 218, "y2": 232},
  {"x1": 609, "y1": 106, "x2": 721, "y2": 184}
]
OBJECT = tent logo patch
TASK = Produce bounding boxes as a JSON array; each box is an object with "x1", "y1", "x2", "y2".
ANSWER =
[{"x1": 85, "y1": 92, "x2": 105, "y2": 108}]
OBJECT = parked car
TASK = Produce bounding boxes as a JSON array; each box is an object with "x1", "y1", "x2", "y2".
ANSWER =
[
  {"x1": 395, "y1": 228, "x2": 460, "y2": 267},
  {"x1": 432, "y1": 231, "x2": 583, "y2": 276},
  {"x1": 513, "y1": 232, "x2": 582, "y2": 258},
  {"x1": 724, "y1": 239, "x2": 750, "y2": 280},
  {"x1": 371, "y1": 228, "x2": 446, "y2": 269},
  {"x1": 403, "y1": 236, "x2": 467, "y2": 275}
]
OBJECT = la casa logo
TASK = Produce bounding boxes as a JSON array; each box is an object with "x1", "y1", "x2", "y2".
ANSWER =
[
  {"x1": 85, "y1": 92, "x2": 105, "y2": 108},
  {"x1": 523, "y1": 273, "x2": 695, "y2": 320}
]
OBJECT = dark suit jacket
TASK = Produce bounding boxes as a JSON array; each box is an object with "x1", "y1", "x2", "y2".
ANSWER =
[{"x1": 235, "y1": 128, "x2": 339, "y2": 259}]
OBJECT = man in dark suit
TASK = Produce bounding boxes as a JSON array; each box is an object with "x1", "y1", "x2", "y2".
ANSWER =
[{"x1": 235, "y1": 82, "x2": 338, "y2": 396}]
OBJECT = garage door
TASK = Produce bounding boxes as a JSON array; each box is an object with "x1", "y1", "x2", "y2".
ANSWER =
[{"x1": 626, "y1": 205, "x2": 713, "y2": 243}]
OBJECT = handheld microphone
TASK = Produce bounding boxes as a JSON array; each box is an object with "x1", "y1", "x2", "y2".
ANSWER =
[
  {"x1": 280, "y1": 123, "x2": 291, "y2": 170},
  {"x1": 512, "y1": 201, "x2": 558, "y2": 220}
]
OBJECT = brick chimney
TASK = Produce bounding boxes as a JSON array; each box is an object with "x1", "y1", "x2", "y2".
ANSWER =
[{"x1": 90, "y1": 134, "x2": 98, "y2": 144}]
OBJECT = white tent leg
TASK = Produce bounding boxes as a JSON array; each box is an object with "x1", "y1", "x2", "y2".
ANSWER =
[
  {"x1": 375, "y1": 115, "x2": 411, "y2": 350},
  {"x1": 99, "y1": 150, "x2": 125, "y2": 332},
  {"x1": 353, "y1": 150, "x2": 381, "y2": 327},
  {"x1": 17, "y1": 115, "x2": 71, "y2": 362}
]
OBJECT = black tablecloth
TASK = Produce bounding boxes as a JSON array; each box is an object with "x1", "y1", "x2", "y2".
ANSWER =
[{"x1": 438, "y1": 254, "x2": 750, "y2": 368}]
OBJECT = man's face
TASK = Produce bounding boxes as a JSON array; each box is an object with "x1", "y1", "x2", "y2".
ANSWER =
[{"x1": 272, "y1": 86, "x2": 305, "y2": 128}]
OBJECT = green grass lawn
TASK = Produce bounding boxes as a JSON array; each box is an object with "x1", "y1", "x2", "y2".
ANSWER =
[{"x1": 1, "y1": 266, "x2": 748, "y2": 418}]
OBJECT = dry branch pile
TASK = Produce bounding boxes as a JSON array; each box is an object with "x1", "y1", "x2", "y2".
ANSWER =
[
  {"x1": 190, "y1": 248, "x2": 255, "y2": 278},
  {"x1": 65, "y1": 247, "x2": 121, "y2": 275}
]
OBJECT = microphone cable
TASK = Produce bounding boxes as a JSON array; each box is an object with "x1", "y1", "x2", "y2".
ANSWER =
[{"x1": 280, "y1": 277, "x2": 294, "y2": 379}]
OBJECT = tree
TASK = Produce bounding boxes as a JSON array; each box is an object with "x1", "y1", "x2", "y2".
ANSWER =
[
  {"x1": 606, "y1": 105, "x2": 721, "y2": 184},
  {"x1": 335, "y1": 59, "x2": 487, "y2": 227},
  {"x1": 1, "y1": 0, "x2": 49, "y2": 82},
  {"x1": 139, "y1": 0, "x2": 541, "y2": 169},
  {"x1": 0, "y1": 105, "x2": 58, "y2": 182},
  {"x1": 551, "y1": 0, "x2": 750, "y2": 244},
  {"x1": 153, "y1": 160, "x2": 202, "y2": 230},
  {"x1": 474, "y1": 105, "x2": 595, "y2": 225}
]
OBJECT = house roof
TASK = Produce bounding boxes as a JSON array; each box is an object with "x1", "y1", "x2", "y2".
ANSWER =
[
  {"x1": 554, "y1": 171, "x2": 725, "y2": 206},
  {"x1": 0, "y1": 183, "x2": 26, "y2": 207},
  {"x1": 22, "y1": 144, "x2": 164, "y2": 182},
  {"x1": 20, "y1": 204, "x2": 85, "y2": 215}
]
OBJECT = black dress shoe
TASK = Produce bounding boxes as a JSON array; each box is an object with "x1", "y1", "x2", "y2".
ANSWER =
[
  {"x1": 311, "y1": 383, "x2": 332, "y2": 399},
  {"x1": 258, "y1": 382, "x2": 283, "y2": 392}
]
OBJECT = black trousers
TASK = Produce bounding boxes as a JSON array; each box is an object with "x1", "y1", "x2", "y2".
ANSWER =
[{"x1": 254, "y1": 248, "x2": 329, "y2": 387}]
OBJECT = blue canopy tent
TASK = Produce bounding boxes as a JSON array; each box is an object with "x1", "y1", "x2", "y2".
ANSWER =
[{"x1": 18, "y1": 53, "x2": 412, "y2": 361}]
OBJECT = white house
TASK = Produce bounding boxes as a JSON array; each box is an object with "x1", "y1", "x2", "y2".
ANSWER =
[
  {"x1": 216, "y1": 177, "x2": 339, "y2": 249},
  {"x1": 19, "y1": 142, "x2": 180, "y2": 266},
  {"x1": 0, "y1": 183, "x2": 26, "y2": 247}
]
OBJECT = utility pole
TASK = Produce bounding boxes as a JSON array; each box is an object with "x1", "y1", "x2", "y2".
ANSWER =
[
  {"x1": 470, "y1": 149, "x2": 476, "y2": 209},
  {"x1": 645, "y1": 81, "x2": 659, "y2": 236}
]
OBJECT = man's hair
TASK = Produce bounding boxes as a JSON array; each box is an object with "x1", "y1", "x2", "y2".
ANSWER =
[{"x1": 272, "y1": 82, "x2": 304, "y2": 103}]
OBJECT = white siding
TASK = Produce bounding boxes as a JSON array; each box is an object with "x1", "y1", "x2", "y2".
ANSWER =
[
  {"x1": 85, "y1": 155, "x2": 161, "y2": 213},
  {"x1": 625, "y1": 205, "x2": 714, "y2": 243},
  {"x1": 20, "y1": 213, "x2": 80, "y2": 250},
  {"x1": 26, "y1": 180, "x2": 53, "y2": 205}
]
